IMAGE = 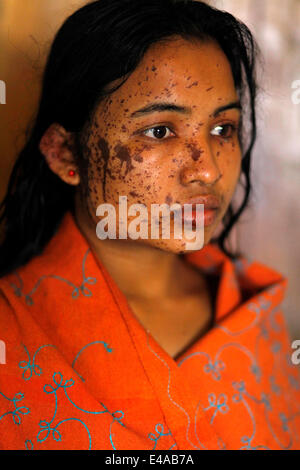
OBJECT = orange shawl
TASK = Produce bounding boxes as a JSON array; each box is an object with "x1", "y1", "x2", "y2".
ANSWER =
[{"x1": 0, "y1": 211, "x2": 299, "y2": 450}]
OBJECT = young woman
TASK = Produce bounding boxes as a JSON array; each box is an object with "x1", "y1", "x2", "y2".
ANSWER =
[{"x1": 0, "y1": 0, "x2": 299, "y2": 451}]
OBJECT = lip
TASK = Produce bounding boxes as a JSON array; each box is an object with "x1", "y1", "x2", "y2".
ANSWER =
[
  {"x1": 181, "y1": 195, "x2": 221, "y2": 227},
  {"x1": 183, "y1": 195, "x2": 221, "y2": 210},
  {"x1": 163, "y1": 194, "x2": 221, "y2": 229},
  {"x1": 181, "y1": 208, "x2": 219, "y2": 227}
]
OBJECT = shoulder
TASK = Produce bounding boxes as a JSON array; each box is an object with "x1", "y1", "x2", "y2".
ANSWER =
[
  {"x1": 0, "y1": 282, "x2": 25, "y2": 369},
  {"x1": 0, "y1": 281, "x2": 22, "y2": 342}
]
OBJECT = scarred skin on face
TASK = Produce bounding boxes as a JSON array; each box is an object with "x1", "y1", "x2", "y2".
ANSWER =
[
  {"x1": 37, "y1": 36, "x2": 244, "y2": 356},
  {"x1": 74, "y1": 37, "x2": 242, "y2": 253}
]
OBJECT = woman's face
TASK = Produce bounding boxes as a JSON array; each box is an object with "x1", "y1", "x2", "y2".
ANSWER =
[{"x1": 78, "y1": 37, "x2": 242, "y2": 253}]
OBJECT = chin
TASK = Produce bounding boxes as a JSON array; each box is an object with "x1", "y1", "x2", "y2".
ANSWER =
[{"x1": 141, "y1": 235, "x2": 211, "y2": 254}]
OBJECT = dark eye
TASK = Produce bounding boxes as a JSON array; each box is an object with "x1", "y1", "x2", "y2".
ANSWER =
[
  {"x1": 143, "y1": 126, "x2": 174, "y2": 140},
  {"x1": 210, "y1": 124, "x2": 236, "y2": 139}
]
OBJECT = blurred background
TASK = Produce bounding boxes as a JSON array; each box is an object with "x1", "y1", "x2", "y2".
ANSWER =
[{"x1": 0, "y1": 0, "x2": 299, "y2": 337}]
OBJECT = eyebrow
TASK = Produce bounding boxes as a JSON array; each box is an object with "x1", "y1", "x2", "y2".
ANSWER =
[{"x1": 130, "y1": 101, "x2": 241, "y2": 118}]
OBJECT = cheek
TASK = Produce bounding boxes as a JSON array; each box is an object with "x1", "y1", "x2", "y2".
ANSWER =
[
  {"x1": 85, "y1": 137, "x2": 109, "y2": 204},
  {"x1": 102, "y1": 143, "x2": 162, "y2": 204},
  {"x1": 218, "y1": 145, "x2": 242, "y2": 191}
]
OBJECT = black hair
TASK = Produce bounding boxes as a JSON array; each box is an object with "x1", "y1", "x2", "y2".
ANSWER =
[{"x1": 0, "y1": 0, "x2": 260, "y2": 278}]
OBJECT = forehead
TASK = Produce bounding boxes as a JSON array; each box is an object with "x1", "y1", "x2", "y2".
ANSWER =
[{"x1": 100, "y1": 37, "x2": 238, "y2": 118}]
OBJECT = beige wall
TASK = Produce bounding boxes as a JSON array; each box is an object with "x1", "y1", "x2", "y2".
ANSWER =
[{"x1": 0, "y1": 0, "x2": 86, "y2": 201}]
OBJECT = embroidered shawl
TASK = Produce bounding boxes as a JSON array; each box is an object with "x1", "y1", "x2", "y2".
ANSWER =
[{"x1": 0, "y1": 211, "x2": 299, "y2": 450}]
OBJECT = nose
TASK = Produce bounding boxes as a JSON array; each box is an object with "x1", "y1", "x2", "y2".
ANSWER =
[{"x1": 179, "y1": 140, "x2": 222, "y2": 187}]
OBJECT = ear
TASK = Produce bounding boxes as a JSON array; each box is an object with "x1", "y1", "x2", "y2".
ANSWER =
[{"x1": 39, "y1": 123, "x2": 80, "y2": 186}]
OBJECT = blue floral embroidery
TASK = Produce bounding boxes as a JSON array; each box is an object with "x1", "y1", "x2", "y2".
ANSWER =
[
  {"x1": 232, "y1": 381, "x2": 294, "y2": 450},
  {"x1": 271, "y1": 341, "x2": 281, "y2": 353},
  {"x1": 215, "y1": 342, "x2": 260, "y2": 382},
  {"x1": 3, "y1": 245, "x2": 299, "y2": 450},
  {"x1": 233, "y1": 257, "x2": 252, "y2": 275},
  {"x1": 0, "y1": 391, "x2": 30, "y2": 425},
  {"x1": 288, "y1": 375, "x2": 300, "y2": 391},
  {"x1": 231, "y1": 382, "x2": 262, "y2": 449},
  {"x1": 10, "y1": 249, "x2": 97, "y2": 305},
  {"x1": 178, "y1": 351, "x2": 226, "y2": 382},
  {"x1": 38, "y1": 372, "x2": 125, "y2": 450},
  {"x1": 203, "y1": 360, "x2": 225, "y2": 381},
  {"x1": 260, "y1": 393, "x2": 272, "y2": 411},
  {"x1": 269, "y1": 375, "x2": 281, "y2": 395},
  {"x1": 279, "y1": 413, "x2": 289, "y2": 432},
  {"x1": 217, "y1": 437, "x2": 227, "y2": 450},
  {"x1": 232, "y1": 380, "x2": 246, "y2": 403},
  {"x1": 177, "y1": 350, "x2": 209, "y2": 367},
  {"x1": 216, "y1": 319, "x2": 260, "y2": 337},
  {"x1": 264, "y1": 407, "x2": 293, "y2": 450},
  {"x1": 109, "y1": 410, "x2": 125, "y2": 450},
  {"x1": 193, "y1": 401, "x2": 208, "y2": 450},
  {"x1": 240, "y1": 435, "x2": 270, "y2": 450},
  {"x1": 72, "y1": 341, "x2": 113, "y2": 382},
  {"x1": 147, "y1": 331, "x2": 201, "y2": 450},
  {"x1": 19, "y1": 344, "x2": 57, "y2": 381},
  {"x1": 204, "y1": 393, "x2": 229, "y2": 424},
  {"x1": 25, "y1": 439, "x2": 34, "y2": 450},
  {"x1": 9, "y1": 271, "x2": 35, "y2": 306},
  {"x1": 168, "y1": 443, "x2": 177, "y2": 450},
  {"x1": 148, "y1": 423, "x2": 172, "y2": 450},
  {"x1": 250, "y1": 363, "x2": 261, "y2": 382},
  {"x1": 258, "y1": 320, "x2": 269, "y2": 339},
  {"x1": 280, "y1": 411, "x2": 300, "y2": 437},
  {"x1": 269, "y1": 307, "x2": 283, "y2": 332},
  {"x1": 247, "y1": 296, "x2": 272, "y2": 315}
]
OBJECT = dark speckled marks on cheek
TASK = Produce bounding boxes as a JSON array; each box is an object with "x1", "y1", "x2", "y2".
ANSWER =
[
  {"x1": 129, "y1": 190, "x2": 142, "y2": 198},
  {"x1": 114, "y1": 143, "x2": 135, "y2": 177},
  {"x1": 165, "y1": 193, "x2": 173, "y2": 205},
  {"x1": 185, "y1": 143, "x2": 204, "y2": 162},
  {"x1": 133, "y1": 154, "x2": 143, "y2": 163},
  {"x1": 97, "y1": 137, "x2": 110, "y2": 200},
  {"x1": 186, "y1": 80, "x2": 198, "y2": 89}
]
